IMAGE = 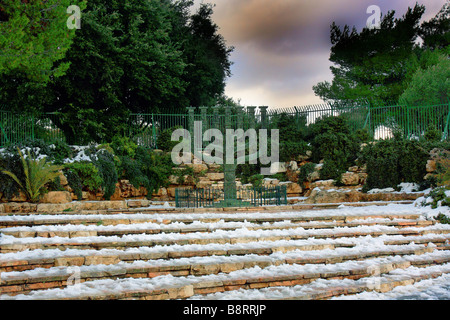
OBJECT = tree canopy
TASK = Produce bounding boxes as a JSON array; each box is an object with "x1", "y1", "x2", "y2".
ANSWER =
[
  {"x1": 314, "y1": 3, "x2": 449, "y2": 106},
  {"x1": 0, "y1": 0, "x2": 234, "y2": 144}
]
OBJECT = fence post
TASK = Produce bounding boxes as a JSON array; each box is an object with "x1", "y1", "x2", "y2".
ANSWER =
[
  {"x1": 187, "y1": 107, "x2": 196, "y2": 155},
  {"x1": 247, "y1": 106, "x2": 257, "y2": 129},
  {"x1": 259, "y1": 106, "x2": 268, "y2": 129},
  {"x1": 444, "y1": 101, "x2": 450, "y2": 140}
]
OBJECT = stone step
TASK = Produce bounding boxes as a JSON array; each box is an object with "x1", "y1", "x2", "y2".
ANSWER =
[
  {"x1": 1, "y1": 234, "x2": 437, "y2": 273},
  {"x1": 0, "y1": 245, "x2": 444, "y2": 296},
  {"x1": 0, "y1": 211, "x2": 425, "y2": 229},
  {"x1": 1, "y1": 223, "x2": 449, "y2": 253},
  {"x1": 0, "y1": 218, "x2": 435, "y2": 239},
  {"x1": 2, "y1": 252, "x2": 449, "y2": 300},
  {"x1": 191, "y1": 264, "x2": 450, "y2": 300}
]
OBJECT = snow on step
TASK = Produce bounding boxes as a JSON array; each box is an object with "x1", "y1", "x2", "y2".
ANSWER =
[
  {"x1": 0, "y1": 203, "x2": 449, "y2": 300},
  {"x1": 189, "y1": 264, "x2": 450, "y2": 300},
  {"x1": 2, "y1": 252, "x2": 450, "y2": 300},
  {"x1": 1, "y1": 223, "x2": 449, "y2": 255}
]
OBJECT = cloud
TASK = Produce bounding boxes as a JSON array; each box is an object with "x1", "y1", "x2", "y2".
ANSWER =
[{"x1": 193, "y1": 0, "x2": 447, "y2": 108}]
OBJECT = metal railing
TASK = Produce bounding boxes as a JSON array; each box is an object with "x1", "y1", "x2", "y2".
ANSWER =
[
  {"x1": 0, "y1": 100, "x2": 449, "y2": 148},
  {"x1": 175, "y1": 185, "x2": 288, "y2": 208}
]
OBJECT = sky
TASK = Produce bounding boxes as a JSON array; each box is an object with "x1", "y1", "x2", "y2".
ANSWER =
[{"x1": 192, "y1": 0, "x2": 447, "y2": 109}]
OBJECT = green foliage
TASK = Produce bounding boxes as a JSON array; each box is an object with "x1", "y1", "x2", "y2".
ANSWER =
[
  {"x1": 110, "y1": 136, "x2": 138, "y2": 158},
  {"x1": 93, "y1": 150, "x2": 118, "y2": 200},
  {"x1": 426, "y1": 187, "x2": 450, "y2": 209},
  {"x1": 0, "y1": 152, "x2": 25, "y2": 199},
  {"x1": 247, "y1": 174, "x2": 264, "y2": 188},
  {"x1": 437, "y1": 213, "x2": 450, "y2": 225},
  {"x1": 0, "y1": 0, "x2": 86, "y2": 83},
  {"x1": 310, "y1": 116, "x2": 362, "y2": 180},
  {"x1": 399, "y1": 53, "x2": 450, "y2": 105},
  {"x1": 3, "y1": 0, "x2": 234, "y2": 143},
  {"x1": 64, "y1": 168, "x2": 83, "y2": 200},
  {"x1": 298, "y1": 163, "x2": 316, "y2": 185},
  {"x1": 63, "y1": 162, "x2": 102, "y2": 192},
  {"x1": 157, "y1": 126, "x2": 183, "y2": 152},
  {"x1": 279, "y1": 141, "x2": 310, "y2": 162},
  {"x1": 360, "y1": 138, "x2": 429, "y2": 192},
  {"x1": 313, "y1": 4, "x2": 426, "y2": 104},
  {"x1": 6, "y1": 138, "x2": 73, "y2": 165},
  {"x1": 119, "y1": 147, "x2": 173, "y2": 198},
  {"x1": 424, "y1": 125, "x2": 442, "y2": 142},
  {"x1": 1, "y1": 148, "x2": 63, "y2": 202}
]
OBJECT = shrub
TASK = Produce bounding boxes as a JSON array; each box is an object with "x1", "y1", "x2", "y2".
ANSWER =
[
  {"x1": 110, "y1": 135, "x2": 138, "y2": 158},
  {"x1": 0, "y1": 152, "x2": 24, "y2": 199},
  {"x1": 1, "y1": 148, "x2": 63, "y2": 203},
  {"x1": 424, "y1": 125, "x2": 442, "y2": 142},
  {"x1": 298, "y1": 162, "x2": 316, "y2": 185},
  {"x1": 157, "y1": 126, "x2": 183, "y2": 152},
  {"x1": 64, "y1": 168, "x2": 83, "y2": 200},
  {"x1": 119, "y1": 147, "x2": 173, "y2": 198},
  {"x1": 63, "y1": 162, "x2": 103, "y2": 192},
  {"x1": 6, "y1": 138, "x2": 73, "y2": 165},
  {"x1": 279, "y1": 141, "x2": 310, "y2": 162},
  {"x1": 309, "y1": 116, "x2": 363, "y2": 181},
  {"x1": 93, "y1": 150, "x2": 118, "y2": 200},
  {"x1": 248, "y1": 174, "x2": 264, "y2": 188},
  {"x1": 360, "y1": 138, "x2": 429, "y2": 192}
]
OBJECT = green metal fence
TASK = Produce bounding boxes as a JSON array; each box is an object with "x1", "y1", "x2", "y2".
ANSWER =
[
  {"x1": 175, "y1": 185, "x2": 287, "y2": 208},
  {"x1": 0, "y1": 111, "x2": 65, "y2": 147},
  {"x1": 0, "y1": 101, "x2": 449, "y2": 148}
]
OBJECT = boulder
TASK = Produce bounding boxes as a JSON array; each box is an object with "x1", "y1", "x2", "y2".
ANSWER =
[
  {"x1": 41, "y1": 191, "x2": 72, "y2": 204},
  {"x1": 426, "y1": 160, "x2": 436, "y2": 173},
  {"x1": 186, "y1": 163, "x2": 208, "y2": 174},
  {"x1": 206, "y1": 173, "x2": 224, "y2": 181},
  {"x1": 340, "y1": 172, "x2": 360, "y2": 186}
]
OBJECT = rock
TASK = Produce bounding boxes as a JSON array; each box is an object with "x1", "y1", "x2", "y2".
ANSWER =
[
  {"x1": 8, "y1": 190, "x2": 28, "y2": 202},
  {"x1": 340, "y1": 172, "x2": 360, "y2": 186},
  {"x1": 3, "y1": 202, "x2": 37, "y2": 213},
  {"x1": 305, "y1": 189, "x2": 424, "y2": 204},
  {"x1": 186, "y1": 163, "x2": 208, "y2": 174},
  {"x1": 168, "y1": 175, "x2": 180, "y2": 185},
  {"x1": 196, "y1": 180, "x2": 213, "y2": 189},
  {"x1": 358, "y1": 173, "x2": 368, "y2": 185},
  {"x1": 348, "y1": 166, "x2": 359, "y2": 173},
  {"x1": 426, "y1": 160, "x2": 436, "y2": 173},
  {"x1": 307, "y1": 171, "x2": 320, "y2": 182},
  {"x1": 286, "y1": 182, "x2": 302, "y2": 196},
  {"x1": 311, "y1": 180, "x2": 334, "y2": 188},
  {"x1": 58, "y1": 172, "x2": 69, "y2": 186},
  {"x1": 206, "y1": 173, "x2": 224, "y2": 181},
  {"x1": 270, "y1": 162, "x2": 286, "y2": 173},
  {"x1": 41, "y1": 191, "x2": 72, "y2": 204},
  {"x1": 288, "y1": 161, "x2": 298, "y2": 171}
]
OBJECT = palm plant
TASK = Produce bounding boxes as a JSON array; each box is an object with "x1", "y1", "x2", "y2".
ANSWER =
[{"x1": 1, "y1": 148, "x2": 63, "y2": 203}]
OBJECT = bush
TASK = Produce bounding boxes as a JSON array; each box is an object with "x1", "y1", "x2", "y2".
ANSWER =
[
  {"x1": 248, "y1": 174, "x2": 264, "y2": 188},
  {"x1": 279, "y1": 141, "x2": 310, "y2": 162},
  {"x1": 1, "y1": 148, "x2": 63, "y2": 203},
  {"x1": 63, "y1": 162, "x2": 103, "y2": 192},
  {"x1": 360, "y1": 138, "x2": 429, "y2": 192},
  {"x1": 309, "y1": 116, "x2": 363, "y2": 180},
  {"x1": 110, "y1": 135, "x2": 138, "y2": 158},
  {"x1": 424, "y1": 125, "x2": 442, "y2": 142},
  {"x1": 0, "y1": 152, "x2": 24, "y2": 199},
  {"x1": 93, "y1": 150, "x2": 118, "y2": 200},
  {"x1": 64, "y1": 168, "x2": 83, "y2": 200},
  {"x1": 157, "y1": 126, "x2": 183, "y2": 152},
  {"x1": 119, "y1": 147, "x2": 173, "y2": 198},
  {"x1": 298, "y1": 162, "x2": 316, "y2": 185}
]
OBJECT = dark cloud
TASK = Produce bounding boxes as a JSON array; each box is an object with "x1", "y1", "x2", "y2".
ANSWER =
[{"x1": 193, "y1": 0, "x2": 446, "y2": 107}]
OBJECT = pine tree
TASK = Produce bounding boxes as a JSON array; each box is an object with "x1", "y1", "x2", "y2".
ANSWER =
[{"x1": 0, "y1": 0, "x2": 86, "y2": 83}]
